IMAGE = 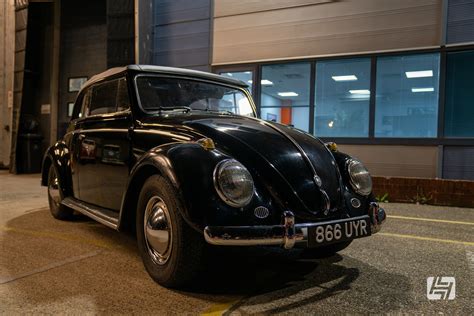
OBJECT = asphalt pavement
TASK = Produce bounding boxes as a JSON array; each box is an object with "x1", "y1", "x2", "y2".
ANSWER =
[{"x1": 1, "y1": 170, "x2": 473, "y2": 314}]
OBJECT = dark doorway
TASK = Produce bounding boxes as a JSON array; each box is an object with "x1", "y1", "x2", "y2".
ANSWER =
[{"x1": 17, "y1": 3, "x2": 53, "y2": 173}]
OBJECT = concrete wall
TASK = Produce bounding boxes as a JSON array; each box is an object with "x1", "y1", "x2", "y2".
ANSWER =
[
  {"x1": 338, "y1": 145, "x2": 438, "y2": 178},
  {"x1": 58, "y1": 0, "x2": 108, "y2": 137},
  {"x1": 213, "y1": 0, "x2": 443, "y2": 64},
  {"x1": 0, "y1": 0, "x2": 15, "y2": 167}
]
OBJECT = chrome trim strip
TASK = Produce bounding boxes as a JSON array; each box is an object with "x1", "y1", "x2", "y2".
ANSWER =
[
  {"x1": 62, "y1": 197, "x2": 119, "y2": 230},
  {"x1": 204, "y1": 214, "x2": 382, "y2": 248}
]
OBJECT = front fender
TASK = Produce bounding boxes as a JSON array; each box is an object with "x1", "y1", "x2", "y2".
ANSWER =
[
  {"x1": 119, "y1": 142, "x2": 227, "y2": 232},
  {"x1": 41, "y1": 141, "x2": 73, "y2": 197}
]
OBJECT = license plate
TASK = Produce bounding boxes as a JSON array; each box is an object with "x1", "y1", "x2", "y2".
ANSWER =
[{"x1": 307, "y1": 216, "x2": 371, "y2": 247}]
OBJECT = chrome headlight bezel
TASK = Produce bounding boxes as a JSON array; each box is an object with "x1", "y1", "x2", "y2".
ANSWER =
[
  {"x1": 213, "y1": 159, "x2": 255, "y2": 208},
  {"x1": 347, "y1": 158, "x2": 372, "y2": 196}
]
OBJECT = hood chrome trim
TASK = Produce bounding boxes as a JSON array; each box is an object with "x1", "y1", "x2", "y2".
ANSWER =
[{"x1": 247, "y1": 117, "x2": 331, "y2": 212}]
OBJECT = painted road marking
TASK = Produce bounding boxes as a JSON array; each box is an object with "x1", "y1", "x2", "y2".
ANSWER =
[
  {"x1": 0, "y1": 250, "x2": 101, "y2": 284},
  {"x1": 1, "y1": 227, "x2": 113, "y2": 249},
  {"x1": 387, "y1": 215, "x2": 474, "y2": 226},
  {"x1": 466, "y1": 249, "x2": 474, "y2": 274},
  {"x1": 379, "y1": 233, "x2": 474, "y2": 246},
  {"x1": 200, "y1": 299, "x2": 242, "y2": 316}
]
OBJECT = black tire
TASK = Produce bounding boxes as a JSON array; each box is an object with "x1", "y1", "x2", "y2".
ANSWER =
[
  {"x1": 301, "y1": 240, "x2": 353, "y2": 259},
  {"x1": 136, "y1": 175, "x2": 206, "y2": 288},
  {"x1": 47, "y1": 165, "x2": 74, "y2": 220}
]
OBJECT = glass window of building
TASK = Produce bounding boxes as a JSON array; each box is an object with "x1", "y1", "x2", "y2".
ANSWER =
[
  {"x1": 314, "y1": 58, "x2": 371, "y2": 137},
  {"x1": 260, "y1": 63, "x2": 311, "y2": 131},
  {"x1": 220, "y1": 71, "x2": 253, "y2": 94},
  {"x1": 375, "y1": 53, "x2": 440, "y2": 138},
  {"x1": 445, "y1": 50, "x2": 474, "y2": 137}
]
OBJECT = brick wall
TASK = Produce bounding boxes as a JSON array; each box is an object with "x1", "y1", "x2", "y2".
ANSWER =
[{"x1": 373, "y1": 176, "x2": 474, "y2": 208}]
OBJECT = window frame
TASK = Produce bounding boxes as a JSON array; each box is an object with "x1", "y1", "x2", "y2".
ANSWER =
[
  {"x1": 212, "y1": 44, "x2": 474, "y2": 146},
  {"x1": 132, "y1": 73, "x2": 257, "y2": 118}
]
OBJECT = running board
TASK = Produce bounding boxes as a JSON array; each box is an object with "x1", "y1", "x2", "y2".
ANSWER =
[{"x1": 62, "y1": 197, "x2": 119, "y2": 230}]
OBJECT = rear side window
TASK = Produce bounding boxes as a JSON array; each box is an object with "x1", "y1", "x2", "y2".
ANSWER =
[
  {"x1": 78, "y1": 77, "x2": 130, "y2": 118},
  {"x1": 89, "y1": 80, "x2": 119, "y2": 115}
]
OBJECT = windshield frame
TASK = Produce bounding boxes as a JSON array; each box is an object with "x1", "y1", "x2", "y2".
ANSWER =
[{"x1": 133, "y1": 73, "x2": 257, "y2": 117}]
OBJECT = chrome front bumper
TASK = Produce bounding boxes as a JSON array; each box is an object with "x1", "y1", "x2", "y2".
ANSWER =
[{"x1": 204, "y1": 202, "x2": 386, "y2": 249}]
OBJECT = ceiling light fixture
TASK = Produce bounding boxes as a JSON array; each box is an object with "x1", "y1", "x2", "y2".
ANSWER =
[
  {"x1": 412, "y1": 87, "x2": 434, "y2": 93},
  {"x1": 261, "y1": 79, "x2": 273, "y2": 85},
  {"x1": 226, "y1": 73, "x2": 233, "y2": 76},
  {"x1": 332, "y1": 75, "x2": 358, "y2": 82},
  {"x1": 349, "y1": 89, "x2": 370, "y2": 95},
  {"x1": 278, "y1": 92, "x2": 298, "y2": 97},
  {"x1": 405, "y1": 70, "x2": 433, "y2": 78},
  {"x1": 248, "y1": 80, "x2": 253, "y2": 84}
]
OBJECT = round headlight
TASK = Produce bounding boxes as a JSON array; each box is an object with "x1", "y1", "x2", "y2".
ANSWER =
[
  {"x1": 213, "y1": 159, "x2": 254, "y2": 208},
  {"x1": 347, "y1": 159, "x2": 372, "y2": 196}
]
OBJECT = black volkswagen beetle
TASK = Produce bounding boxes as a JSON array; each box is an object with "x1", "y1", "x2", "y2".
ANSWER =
[{"x1": 41, "y1": 65, "x2": 385, "y2": 288}]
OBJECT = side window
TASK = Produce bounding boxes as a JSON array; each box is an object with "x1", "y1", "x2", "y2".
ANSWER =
[
  {"x1": 89, "y1": 80, "x2": 119, "y2": 115},
  {"x1": 80, "y1": 89, "x2": 92, "y2": 118},
  {"x1": 116, "y1": 78, "x2": 130, "y2": 112}
]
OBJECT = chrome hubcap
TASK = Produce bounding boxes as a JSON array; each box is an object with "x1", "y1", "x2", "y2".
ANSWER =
[
  {"x1": 48, "y1": 170, "x2": 61, "y2": 207},
  {"x1": 144, "y1": 196, "x2": 172, "y2": 265}
]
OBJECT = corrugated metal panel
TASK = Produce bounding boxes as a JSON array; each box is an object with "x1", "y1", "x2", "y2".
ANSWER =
[
  {"x1": 443, "y1": 146, "x2": 474, "y2": 180},
  {"x1": 213, "y1": 0, "x2": 442, "y2": 64},
  {"x1": 153, "y1": 0, "x2": 210, "y2": 70},
  {"x1": 447, "y1": 0, "x2": 474, "y2": 44},
  {"x1": 155, "y1": 0, "x2": 210, "y2": 25}
]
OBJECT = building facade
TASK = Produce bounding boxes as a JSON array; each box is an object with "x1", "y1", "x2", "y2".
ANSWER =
[{"x1": 1, "y1": 0, "x2": 473, "y2": 180}]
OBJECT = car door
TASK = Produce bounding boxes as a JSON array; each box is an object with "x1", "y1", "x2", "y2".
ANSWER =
[{"x1": 73, "y1": 77, "x2": 132, "y2": 211}]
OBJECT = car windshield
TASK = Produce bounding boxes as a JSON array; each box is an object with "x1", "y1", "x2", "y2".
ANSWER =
[{"x1": 135, "y1": 76, "x2": 255, "y2": 117}]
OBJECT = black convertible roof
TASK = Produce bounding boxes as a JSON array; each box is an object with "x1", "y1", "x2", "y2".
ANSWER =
[{"x1": 83, "y1": 64, "x2": 248, "y2": 89}]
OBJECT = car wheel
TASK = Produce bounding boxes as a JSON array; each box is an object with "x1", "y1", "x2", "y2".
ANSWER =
[
  {"x1": 136, "y1": 175, "x2": 206, "y2": 288},
  {"x1": 47, "y1": 165, "x2": 74, "y2": 220},
  {"x1": 301, "y1": 240, "x2": 353, "y2": 259}
]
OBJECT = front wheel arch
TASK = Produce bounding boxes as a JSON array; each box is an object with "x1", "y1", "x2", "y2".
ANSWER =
[
  {"x1": 119, "y1": 162, "x2": 202, "y2": 234},
  {"x1": 119, "y1": 164, "x2": 161, "y2": 233}
]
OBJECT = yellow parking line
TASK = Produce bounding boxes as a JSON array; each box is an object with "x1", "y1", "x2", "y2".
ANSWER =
[
  {"x1": 378, "y1": 232, "x2": 474, "y2": 246},
  {"x1": 1, "y1": 227, "x2": 113, "y2": 249},
  {"x1": 387, "y1": 215, "x2": 474, "y2": 226},
  {"x1": 201, "y1": 298, "x2": 242, "y2": 316}
]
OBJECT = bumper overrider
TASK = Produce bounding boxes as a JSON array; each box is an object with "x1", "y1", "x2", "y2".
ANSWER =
[{"x1": 204, "y1": 202, "x2": 386, "y2": 249}]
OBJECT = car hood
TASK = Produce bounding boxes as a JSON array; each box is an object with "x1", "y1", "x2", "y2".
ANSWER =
[{"x1": 183, "y1": 115, "x2": 343, "y2": 219}]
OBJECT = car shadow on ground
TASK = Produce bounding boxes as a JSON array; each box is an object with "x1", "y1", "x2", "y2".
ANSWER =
[
  {"x1": 2, "y1": 209, "x2": 413, "y2": 314},
  {"x1": 183, "y1": 246, "x2": 413, "y2": 314}
]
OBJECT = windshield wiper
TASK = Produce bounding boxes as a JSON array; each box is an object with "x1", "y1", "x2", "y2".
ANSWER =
[
  {"x1": 197, "y1": 108, "x2": 235, "y2": 115},
  {"x1": 147, "y1": 106, "x2": 192, "y2": 113}
]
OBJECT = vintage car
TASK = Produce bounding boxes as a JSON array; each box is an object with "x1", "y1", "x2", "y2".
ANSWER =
[{"x1": 41, "y1": 65, "x2": 386, "y2": 288}]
